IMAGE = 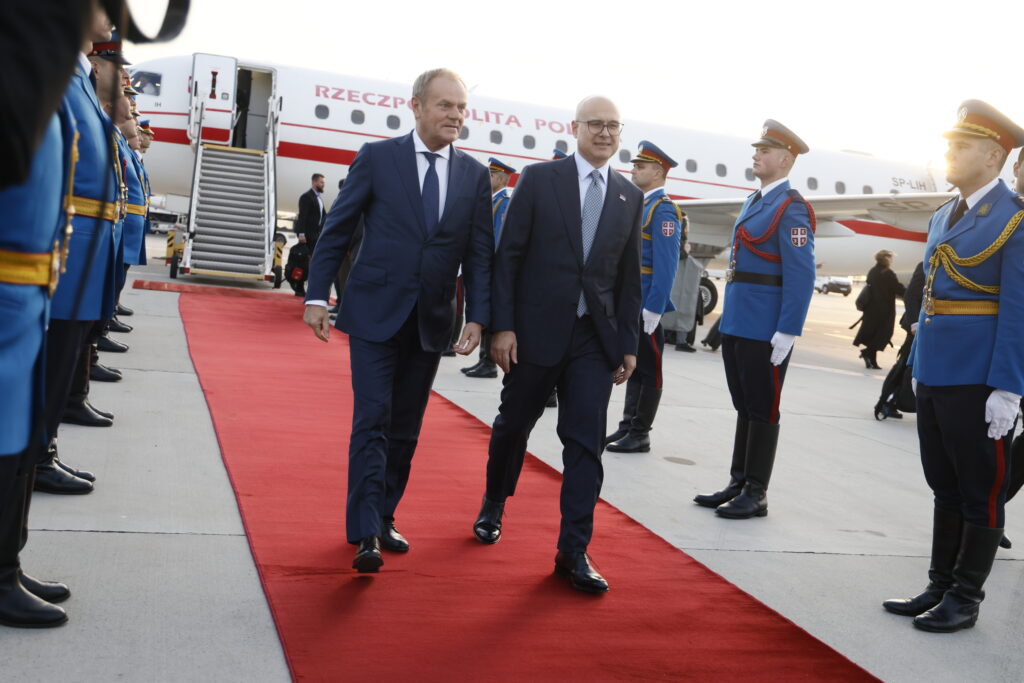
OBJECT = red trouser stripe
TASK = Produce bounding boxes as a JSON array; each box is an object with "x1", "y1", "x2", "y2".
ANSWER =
[
  {"x1": 648, "y1": 333, "x2": 663, "y2": 389},
  {"x1": 770, "y1": 365, "x2": 782, "y2": 424},
  {"x1": 988, "y1": 438, "x2": 1007, "y2": 528}
]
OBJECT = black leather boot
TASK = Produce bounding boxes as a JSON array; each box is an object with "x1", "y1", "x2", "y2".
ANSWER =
[
  {"x1": 62, "y1": 349, "x2": 113, "y2": 427},
  {"x1": 605, "y1": 380, "x2": 642, "y2": 446},
  {"x1": 607, "y1": 387, "x2": 662, "y2": 453},
  {"x1": 96, "y1": 335, "x2": 128, "y2": 353},
  {"x1": 716, "y1": 421, "x2": 779, "y2": 519},
  {"x1": 464, "y1": 360, "x2": 497, "y2": 378},
  {"x1": 46, "y1": 439, "x2": 95, "y2": 483},
  {"x1": 116, "y1": 303, "x2": 134, "y2": 316},
  {"x1": 694, "y1": 416, "x2": 749, "y2": 508},
  {"x1": 34, "y1": 442, "x2": 93, "y2": 495},
  {"x1": 883, "y1": 507, "x2": 962, "y2": 616},
  {"x1": 0, "y1": 457, "x2": 68, "y2": 628},
  {"x1": 460, "y1": 360, "x2": 484, "y2": 375},
  {"x1": 107, "y1": 317, "x2": 132, "y2": 334},
  {"x1": 913, "y1": 523, "x2": 1004, "y2": 632},
  {"x1": 473, "y1": 496, "x2": 505, "y2": 544}
]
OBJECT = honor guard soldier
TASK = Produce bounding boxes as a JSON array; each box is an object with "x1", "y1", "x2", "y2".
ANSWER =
[
  {"x1": 0, "y1": 99, "x2": 77, "y2": 629},
  {"x1": 605, "y1": 141, "x2": 682, "y2": 452},
  {"x1": 883, "y1": 101, "x2": 1024, "y2": 633},
  {"x1": 37, "y1": 28, "x2": 125, "y2": 495},
  {"x1": 694, "y1": 120, "x2": 815, "y2": 519},
  {"x1": 552, "y1": 148, "x2": 569, "y2": 160},
  {"x1": 463, "y1": 158, "x2": 516, "y2": 379}
]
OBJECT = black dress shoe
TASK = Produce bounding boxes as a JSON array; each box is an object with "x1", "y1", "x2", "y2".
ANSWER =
[
  {"x1": 605, "y1": 432, "x2": 651, "y2": 453},
  {"x1": 55, "y1": 457, "x2": 96, "y2": 483},
  {"x1": 693, "y1": 479, "x2": 744, "y2": 508},
  {"x1": 554, "y1": 551, "x2": 608, "y2": 594},
  {"x1": 715, "y1": 482, "x2": 768, "y2": 519},
  {"x1": 675, "y1": 342, "x2": 697, "y2": 352},
  {"x1": 116, "y1": 303, "x2": 133, "y2": 316},
  {"x1": 96, "y1": 336, "x2": 128, "y2": 353},
  {"x1": 0, "y1": 574, "x2": 68, "y2": 628},
  {"x1": 60, "y1": 401, "x2": 113, "y2": 427},
  {"x1": 464, "y1": 362, "x2": 498, "y2": 379},
  {"x1": 380, "y1": 518, "x2": 409, "y2": 553},
  {"x1": 33, "y1": 463, "x2": 93, "y2": 495},
  {"x1": 19, "y1": 572, "x2": 70, "y2": 604},
  {"x1": 883, "y1": 587, "x2": 947, "y2": 617},
  {"x1": 90, "y1": 362, "x2": 122, "y2": 382},
  {"x1": 1000, "y1": 534, "x2": 1012, "y2": 549},
  {"x1": 352, "y1": 536, "x2": 383, "y2": 573},
  {"x1": 107, "y1": 317, "x2": 133, "y2": 333},
  {"x1": 473, "y1": 497, "x2": 505, "y2": 544},
  {"x1": 86, "y1": 401, "x2": 113, "y2": 420},
  {"x1": 461, "y1": 360, "x2": 483, "y2": 375}
]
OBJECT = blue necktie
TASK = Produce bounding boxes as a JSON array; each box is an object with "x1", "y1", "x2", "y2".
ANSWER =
[
  {"x1": 422, "y1": 152, "x2": 440, "y2": 234},
  {"x1": 577, "y1": 169, "x2": 604, "y2": 316}
]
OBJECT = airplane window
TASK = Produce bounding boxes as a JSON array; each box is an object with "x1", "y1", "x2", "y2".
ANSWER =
[
  {"x1": 459, "y1": 126, "x2": 470, "y2": 140},
  {"x1": 314, "y1": 105, "x2": 329, "y2": 120},
  {"x1": 745, "y1": 168, "x2": 755, "y2": 181},
  {"x1": 132, "y1": 71, "x2": 161, "y2": 96},
  {"x1": 490, "y1": 130, "x2": 502, "y2": 144},
  {"x1": 523, "y1": 135, "x2": 536, "y2": 149},
  {"x1": 685, "y1": 159, "x2": 697, "y2": 173},
  {"x1": 715, "y1": 164, "x2": 727, "y2": 178},
  {"x1": 619, "y1": 150, "x2": 631, "y2": 164},
  {"x1": 835, "y1": 181, "x2": 846, "y2": 194},
  {"x1": 555, "y1": 140, "x2": 568, "y2": 153},
  {"x1": 386, "y1": 115, "x2": 401, "y2": 130},
  {"x1": 863, "y1": 185, "x2": 873, "y2": 194},
  {"x1": 807, "y1": 177, "x2": 818, "y2": 190},
  {"x1": 351, "y1": 110, "x2": 365, "y2": 125}
]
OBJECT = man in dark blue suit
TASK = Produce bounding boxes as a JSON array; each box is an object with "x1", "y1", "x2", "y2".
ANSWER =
[
  {"x1": 303, "y1": 69, "x2": 492, "y2": 573},
  {"x1": 471, "y1": 96, "x2": 643, "y2": 593}
]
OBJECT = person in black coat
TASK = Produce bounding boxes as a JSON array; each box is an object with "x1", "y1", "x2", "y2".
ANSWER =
[
  {"x1": 853, "y1": 249, "x2": 905, "y2": 368},
  {"x1": 295, "y1": 173, "x2": 326, "y2": 250}
]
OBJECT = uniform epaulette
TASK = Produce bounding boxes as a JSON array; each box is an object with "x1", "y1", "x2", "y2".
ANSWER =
[
  {"x1": 786, "y1": 188, "x2": 805, "y2": 201},
  {"x1": 1015, "y1": 194, "x2": 1024, "y2": 210}
]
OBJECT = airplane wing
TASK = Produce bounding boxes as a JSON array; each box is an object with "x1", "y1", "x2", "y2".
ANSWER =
[{"x1": 680, "y1": 192, "x2": 954, "y2": 249}]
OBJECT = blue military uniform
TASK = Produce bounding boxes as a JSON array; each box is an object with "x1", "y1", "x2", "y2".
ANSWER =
[
  {"x1": 885, "y1": 100, "x2": 1024, "y2": 634},
  {"x1": 551, "y1": 149, "x2": 568, "y2": 160},
  {"x1": 606, "y1": 141, "x2": 683, "y2": 453},
  {"x1": 695, "y1": 120, "x2": 815, "y2": 519},
  {"x1": 487, "y1": 158, "x2": 516, "y2": 247}
]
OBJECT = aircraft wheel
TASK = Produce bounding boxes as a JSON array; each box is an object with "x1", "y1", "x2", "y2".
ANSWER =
[
  {"x1": 700, "y1": 277, "x2": 718, "y2": 316},
  {"x1": 169, "y1": 252, "x2": 179, "y2": 279}
]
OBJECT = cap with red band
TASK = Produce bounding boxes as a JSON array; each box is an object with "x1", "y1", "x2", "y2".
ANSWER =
[
  {"x1": 752, "y1": 119, "x2": 809, "y2": 155},
  {"x1": 943, "y1": 99, "x2": 1024, "y2": 153}
]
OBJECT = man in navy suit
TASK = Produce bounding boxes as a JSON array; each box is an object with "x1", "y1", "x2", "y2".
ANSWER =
[
  {"x1": 303, "y1": 68, "x2": 492, "y2": 573},
  {"x1": 471, "y1": 96, "x2": 643, "y2": 594}
]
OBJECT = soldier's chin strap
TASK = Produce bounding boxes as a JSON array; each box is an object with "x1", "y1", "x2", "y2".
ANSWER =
[{"x1": 100, "y1": 0, "x2": 190, "y2": 44}]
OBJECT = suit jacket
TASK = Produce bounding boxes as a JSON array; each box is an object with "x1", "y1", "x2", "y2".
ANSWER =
[
  {"x1": 306, "y1": 132, "x2": 492, "y2": 352},
  {"x1": 491, "y1": 155, "x2": 643, "y2": 368},
  {"x1": 718, "y1": 181, "x2": 816, "y2": 341},
  {"x1": 909, "y1": 181, "x2": 1024, "y2": 394},
  {"x1": 296, "y1": 188, "x2": 325, "y2": 246}
]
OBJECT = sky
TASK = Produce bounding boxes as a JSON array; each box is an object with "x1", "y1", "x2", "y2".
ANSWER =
[{"x1": 128, "y1": 0, "x2": 1021, "y2": 167}]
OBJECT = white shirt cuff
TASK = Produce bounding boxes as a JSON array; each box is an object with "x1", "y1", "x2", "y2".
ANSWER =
[{"x1": 305, "y1": 300, "x2": 328, "y2": 307}]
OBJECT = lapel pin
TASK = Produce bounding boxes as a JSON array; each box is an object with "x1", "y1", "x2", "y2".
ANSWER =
[{"x1": 618, "y1": 194, "x2": 626, "y2": 202}]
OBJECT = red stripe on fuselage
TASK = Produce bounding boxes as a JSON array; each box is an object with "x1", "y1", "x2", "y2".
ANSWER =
[{"x1": 837, "y1": 219, "x2": 927, "y2": 243}]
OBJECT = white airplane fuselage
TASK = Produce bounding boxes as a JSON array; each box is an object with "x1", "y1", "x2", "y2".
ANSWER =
[{"x1": 131, "y1": 54, "x2": 963, "y2": 277}]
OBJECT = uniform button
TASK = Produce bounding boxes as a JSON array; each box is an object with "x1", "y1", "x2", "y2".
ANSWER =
[{"x1": 925, "y1": 318, "x2": 932, "y2": 324}]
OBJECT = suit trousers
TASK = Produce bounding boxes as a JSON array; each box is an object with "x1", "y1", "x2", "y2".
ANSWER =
[
  {"x1": 43, "y1": 319, "x2": 94, "y2": 446},
  {"x1": 633, "y1": 323, "x2": 665, "y2": 389},
  {"x1": 345, "y1": 307, "x2": 441, "y2": 543},
  {"x1": 916, "y1": 383, "x2": 1014, "y2": 528},
  {"x1": 485, "y1": 315, "x2": 613, "y2": 552},
  {"x1": 721, "y1": 334, "x2": 792, "y2": 424}
]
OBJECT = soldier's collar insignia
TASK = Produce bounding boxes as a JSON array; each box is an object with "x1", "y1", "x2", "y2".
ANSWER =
[{"x1": 978, "y1": 203, "x2": 991, "y2": 216}]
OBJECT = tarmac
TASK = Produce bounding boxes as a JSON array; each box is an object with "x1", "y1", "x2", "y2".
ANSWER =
[{"x1": 3, "y1": 238, "x2": 1021, "y2": 681}]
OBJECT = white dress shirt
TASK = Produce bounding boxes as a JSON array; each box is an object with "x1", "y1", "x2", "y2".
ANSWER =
[
  {"x1": 758, "y1": 177, "x2": 787, "y2": 198},
  {"x1": 962, "y1": 177, "x2": 1000, "y2": 210},
  {"x1": 77, "y1": 52, "x2": 92, "y2": 76},
  {"x1": 413, "y1": 129, "x2": 450, "y2": 222},
  {"x1": 315, "y1": 190, "x2": 324, "y2": 220},
  {"x1": 574, "y1": 153, "x2": 609, "y2": 212}
]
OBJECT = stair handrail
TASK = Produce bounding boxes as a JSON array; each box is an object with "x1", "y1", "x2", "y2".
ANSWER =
[
  {"x1": 183, "y1": 141, "x2": 206, "y2": 272},
  {"x1": 262, "y1": 94, "x2": 280, "y2": 275},
  {"x1": 188, "y1": 95, "x2": 205, "y2": 144}
]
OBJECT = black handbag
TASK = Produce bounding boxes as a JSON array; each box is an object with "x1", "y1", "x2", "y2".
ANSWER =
[{"x1": 855, "y1": 283, "x2": 872, "y2": 312}]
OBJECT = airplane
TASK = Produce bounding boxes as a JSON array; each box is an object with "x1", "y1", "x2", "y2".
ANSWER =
[{"x1": 129, "y1": 53, "x2": 981, "y2": 291}]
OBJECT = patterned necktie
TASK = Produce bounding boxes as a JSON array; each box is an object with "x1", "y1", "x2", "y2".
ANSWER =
[
  {"x1": 577, "y1": 169, "x2": 604, "y2": 316},
  {"x1": 948, "y1": 199, "x2": 967, "y2": 229},
  {"x1": 421, "y1": 152, "x2": 440, "y2": 234}
]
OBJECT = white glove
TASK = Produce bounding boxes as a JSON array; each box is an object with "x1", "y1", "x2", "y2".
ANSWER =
[
  {"x1": 769, "y1": 332, "x2": 796, "y2": 366},
  {"x1": 912, "y1": 378, "x2": 917, "y2": 396},
  {"x1": 642, "y1": 309, "x2": 661, "y2": 335},
  {"x1": 985, "y1": 389, "x2": 1021, "y2": 440},
  {"x1": 910, "y1": 322, "x2": 919, "y2": 334}
]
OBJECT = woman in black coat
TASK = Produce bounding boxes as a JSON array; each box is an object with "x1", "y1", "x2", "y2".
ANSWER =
[{"x1": 853, "y1": 250, "x2": 905, "y2": 369}]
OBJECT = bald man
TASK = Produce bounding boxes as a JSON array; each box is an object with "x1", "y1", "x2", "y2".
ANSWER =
[{"x1": 472, "y1": 96, "x2": 642, "y2": 593}]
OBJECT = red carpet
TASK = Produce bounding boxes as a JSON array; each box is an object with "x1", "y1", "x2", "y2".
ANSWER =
[{"x1": 178, "y1": 293, "x2": 875, "y2": 682}]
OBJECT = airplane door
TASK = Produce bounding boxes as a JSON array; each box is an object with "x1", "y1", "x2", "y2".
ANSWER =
[{"x1": 190, "y1": 53, "x2": 237, "y2": 145}]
